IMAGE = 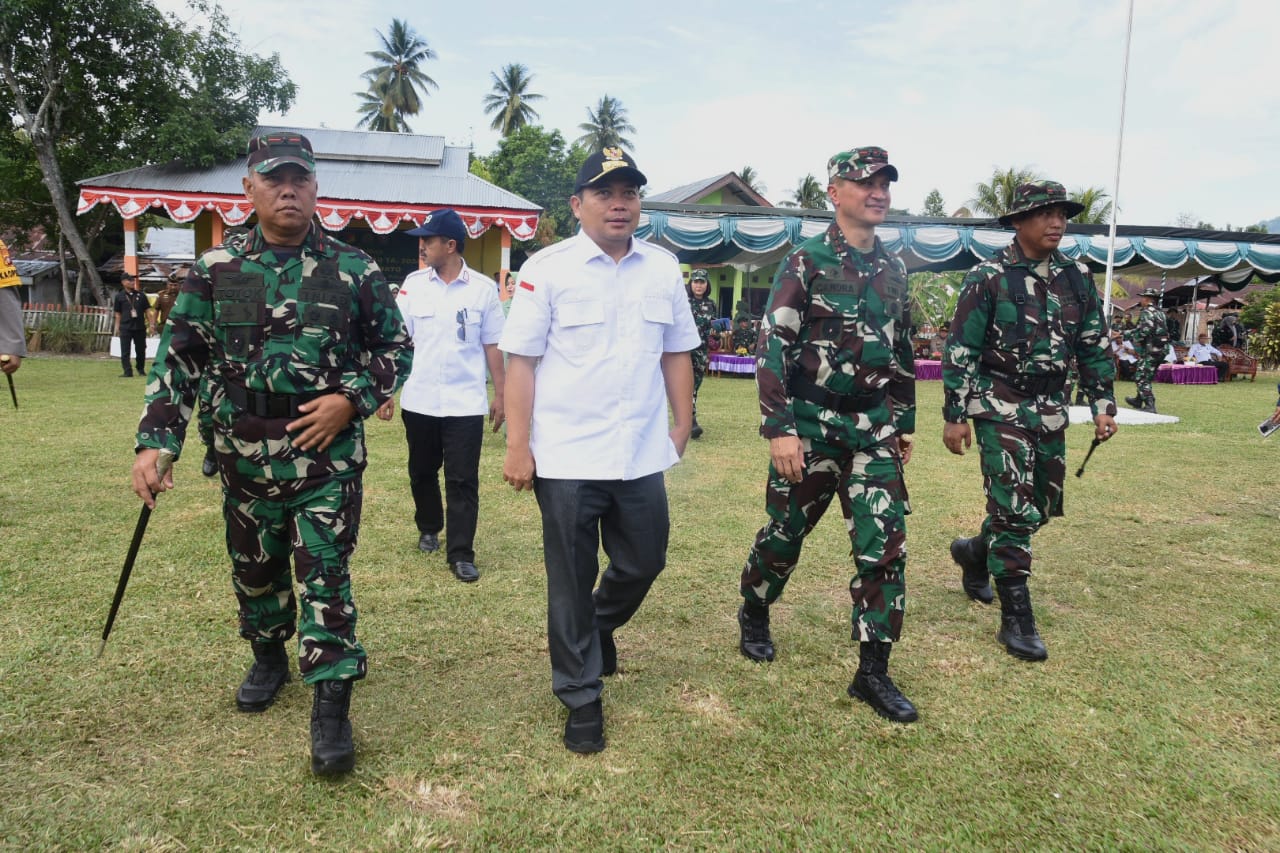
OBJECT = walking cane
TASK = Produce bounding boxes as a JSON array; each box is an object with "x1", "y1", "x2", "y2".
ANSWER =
[
  {"x1": 98, "y1": 450, "x2": 175, "y2": 657},
  {"x1": 1, "y1": 355, "x2": 16, "y2": 408},
  {"x1": 1074, "y1": 438, "x2": 1102, "y2": 478}
]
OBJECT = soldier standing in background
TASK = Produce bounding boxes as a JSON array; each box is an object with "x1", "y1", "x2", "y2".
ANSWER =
[
  {"x1": 130, "y1": 131, "x2": 412, "y2": 776},
  {"x1": 687, "y1": 268, "x2": 717, "y2": 439},
  {"x1": 113, "y1": 272, "x2": 148, "y2": 377},
  {"x1": 942, "y1": 180, "x2": 1117, "y2": 661},
  {"x1": 1126, "y1": 287, "x2": 1168, "y2": 413},
  {"x1": 736, "y1": 147, "x2": 918, "y2": 724}
]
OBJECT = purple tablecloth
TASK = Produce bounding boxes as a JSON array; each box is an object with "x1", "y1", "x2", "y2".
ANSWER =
[
  {"x1": 1156, "y1": 363, "x2": 1217, "y2": 385},
  {"x1": 710, "y1": 353, "x2": 756, "y2": 375},
  {"x1": 915, "y1": 359, "x2": 942, "y2": 380}
]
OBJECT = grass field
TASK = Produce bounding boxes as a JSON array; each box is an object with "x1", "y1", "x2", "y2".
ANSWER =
[{"x1": 1, "y1": 354, "x2": 1277, "y2": 850}]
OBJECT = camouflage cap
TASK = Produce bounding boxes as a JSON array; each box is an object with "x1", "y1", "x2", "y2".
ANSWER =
[
  {"x1": 998, "y1": 181, "x2": 1085, "y2": 226},
  {"x1": 828, "y1": 147, "x2": 899, "y2": 183},
  {"x1": 246, "y1": 131, "x2": 316, "y2": 174},
  {"x1": 690, "y1": 268, "x2": 709, "y2": 282}
]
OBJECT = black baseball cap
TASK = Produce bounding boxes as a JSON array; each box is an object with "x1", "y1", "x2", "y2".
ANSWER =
[
  {"x1": 574, "y1": 147, "x2": 646, "y2": 193},
  {"x1": 405, "y1": 209, "x2": 468, "y2": 246}
]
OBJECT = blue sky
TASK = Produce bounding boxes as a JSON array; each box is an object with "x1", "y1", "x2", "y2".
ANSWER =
[{"x1": 157, "y1": 0, "x2": 1279, "y2": 229}]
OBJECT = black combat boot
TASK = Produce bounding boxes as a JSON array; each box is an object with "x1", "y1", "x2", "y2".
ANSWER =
[
  {"x1": 563, "y1": 699, "x2": 606, "y2": 753},
  {"x1": 690, "y1": 417, "x2": 704, "y2": 440},
  {"x1": 738, "y1": 602, "x2": 774, "y2": 662},
  {"x1": 310, "y1": 680, "x2": 355, "y2": 776},
  {"x1": 235, "y1": 640, "x2": 290, "y2": 712},
  {"x1": 848, "y1": 641, "x2": 917, "y2": 723},
  {"x1": 1141, "y1": 396, "x2": 1158, "y2": 414},
  {"x1": 995, "y1": 580, "x2": 1048, "y2": 661},
  {"x1": 950, "y1": 536, "x2": 994, "y2": 604},
  {"x1": 201, "y1": 446, "x2": 217, "y2": 477},
  {"x1": 1124, "y1": 395, "x2": 1141, "y2": 409}
]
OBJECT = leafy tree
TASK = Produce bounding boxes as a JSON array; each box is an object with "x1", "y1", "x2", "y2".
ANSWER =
[
  {"x1": 908, "y1": 271, "x2": 964, "y2": 330},
  {"x1": 739, "y1": 165, "x2": 766, "y2": 195},
  {"x1": 483, "y1": 63, "x2": 545, "y2": 138},
  {"x1": 575, "y1": 95, "x2": 636, "y2": 153},
  {"x1": 1253, "y1": 300, "x2": 1280, "y2": 368},
  {"x1": 0, "y1": 0, "x2": 295, "y2": 304},
  {"x1": 1070, "y1": 186, "x2": 1113, "y2": 225},
  {"x1": 472, "y1": 125, "x2": 588, "y2": 249},
  {"x1": 1239, "y1": 286, "x2": 1280, "y2": 331},
  {"x1": 779, "y1": 174, "x2": 827, "y2": 210},
  {"x1": 355, "y1": 77, "x2": 407, "y2": 133},
  {"x1": 362, "y1": 18, "x2": 437, "y2": 130},
  {"x1": 969, "y1": 166, "x2": 1041, "y2": 218},
  {"x1": 922, "y1": 189, "x2": 947, "y2": 217}
]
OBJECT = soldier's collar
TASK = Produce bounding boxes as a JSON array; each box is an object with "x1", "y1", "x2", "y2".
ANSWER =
[{"x1": 246, "y1": 223, "x2": 328, "y2": 256}]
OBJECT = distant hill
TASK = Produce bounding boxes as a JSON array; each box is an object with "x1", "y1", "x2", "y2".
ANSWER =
[{"x1": 1268, "y1": 216, "x2": 1280, "y2": 234}]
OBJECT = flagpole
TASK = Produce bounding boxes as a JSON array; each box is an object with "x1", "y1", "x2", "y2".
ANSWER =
[{"x1": 1103, "y1": 0, "x2": 1135, "y2": 321}]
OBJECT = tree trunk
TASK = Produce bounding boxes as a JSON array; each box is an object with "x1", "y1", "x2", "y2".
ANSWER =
[
  {"x1": 30, "y1": 135, "x2": 106, "y2": 306},
  {"x1": 59, "y1": 231, "x2": 72, "y2": 307}
]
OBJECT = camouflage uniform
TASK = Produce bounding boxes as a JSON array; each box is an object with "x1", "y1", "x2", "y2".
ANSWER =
[
  {"x1": 740, "y1": 222, "x2": 915, "y2": 643},
  {"x1": 943, "y1": 232, "x2": 1116, "y2": 582},
  {"x1": 687, "y1": 275, "x2": 717, "y2": 423},
  {"x1": 731, "y1": 320, "x2": 756, "y2": 354},
  {"x1": 1128, "y1": 298, "x2": 1168, "y2": 411},
  {"x1": 136, "y1": 222, "x2": 412, "y2": 683}
]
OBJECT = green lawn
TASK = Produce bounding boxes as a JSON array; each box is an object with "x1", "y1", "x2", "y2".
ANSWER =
[{"x1": 2, "y1": 355, "x2": 1277, "y2": 850}]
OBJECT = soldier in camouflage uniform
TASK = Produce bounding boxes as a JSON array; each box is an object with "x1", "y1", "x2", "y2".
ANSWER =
[
  {"x1": 731, "y1": 316, "x2": 756, "y2": 354},
  {"x1": 687, "y1": 268, "x2": 717, "y2": 439},
  {"x1": 737, "y1": 147, "x2": 918, "y2": 724},
  {"x1": 131, "y1": 131, "x2": 412, "y2": 776},
  {"x1": 1124, "y1": 287, "x2": 1168, "y2": 413},
  {"x1": 942, "y1": 180, "x2": 1118, "y2": 662}
]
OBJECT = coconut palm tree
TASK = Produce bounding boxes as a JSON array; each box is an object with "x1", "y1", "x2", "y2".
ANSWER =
[
  {"x1": 363, "y1": 19, "x2": 437, "y2": 126},
  {"x1": 783, "y1": 174, "x2": 827, "y2": 210},
  {"x1": 739, "y1": 165, "x2": 766, "y2": 194},
  {"x1": 483, "y1": 63, "x2": 545, "y2": 137},
  {"x1": 355, "y1": 78, "x2": 408, "y2": 132},
  {"x1": 1071, "y1": 186, "x2": 1113, "y2": 225},
  {"x1": 575, "y1": 95, "x2": 636, "y2": 153},
  {"x1": 969, "y1": 166, "x2": 1041, "y2": 218}
]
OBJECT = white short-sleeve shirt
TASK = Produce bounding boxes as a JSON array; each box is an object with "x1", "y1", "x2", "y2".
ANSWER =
[
  {"x1": 499, "y1": 232, "x2": 700, "y2": 480},
  {"x1": 396, "y1": 260, "x2": 504, "y2": 417}
]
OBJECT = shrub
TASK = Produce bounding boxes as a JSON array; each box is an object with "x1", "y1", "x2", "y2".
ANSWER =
[{"x1": 37, "y1": 312, "x2": 99, "y2": 354}]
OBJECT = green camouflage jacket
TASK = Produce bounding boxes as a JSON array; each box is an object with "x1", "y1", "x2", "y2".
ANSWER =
[
  {"x1": 689, "y1": 295, "x2": 717, "y2": 352},
  {"x1": 757, "y1": 223, "x2": 915, "y2": 448},
  {"x1": 136, "y1": 223, "x2": 412, "y2": 482},
  {"x1": 942, "y1": 240, "x2": 1115, "y2": 432},
  {"x1": 1130, "y1": 304, "x2": 1170, "y2": 358}
]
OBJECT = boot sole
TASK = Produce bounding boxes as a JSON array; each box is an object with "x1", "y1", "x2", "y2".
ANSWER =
[{"x1": 847, "y1": 683, "x2": 918, "y2": 723}]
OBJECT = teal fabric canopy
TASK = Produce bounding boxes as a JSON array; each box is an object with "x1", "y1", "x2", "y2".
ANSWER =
[{"x1": 637, "y1": 203, "x2": 1280, "y2": 286}]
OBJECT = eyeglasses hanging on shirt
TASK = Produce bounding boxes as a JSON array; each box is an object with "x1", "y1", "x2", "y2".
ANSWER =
[{"x1": 456, "y1": 308, "x2": 467, "y2": 341}]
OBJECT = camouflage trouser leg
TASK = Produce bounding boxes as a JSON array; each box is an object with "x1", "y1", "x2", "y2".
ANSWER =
[
  {"x1": 1134, "y1": 357, "x2": 1157, "y2": 404},
  {"x1": 224, "y1": 473, "x2": 367, "y2": 683},
  {"x1": 974, "y1": 420, "x2": 1066, "y2": 580},
  {"x1": 691, "y1": 348, "x2": 708, "y2": 418},
  {"x1": 741, "y1": 441, "x2": 907, "y2": 642}
]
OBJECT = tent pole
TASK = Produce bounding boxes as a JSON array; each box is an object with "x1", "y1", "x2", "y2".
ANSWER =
[{"x1": 1103, "y1": 0, "x2": 1135, "y2": 323}]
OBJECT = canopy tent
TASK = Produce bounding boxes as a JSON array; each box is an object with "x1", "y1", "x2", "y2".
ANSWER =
[{"x1": 638, "y1": 202, "x2": 1280, "y2": 284}]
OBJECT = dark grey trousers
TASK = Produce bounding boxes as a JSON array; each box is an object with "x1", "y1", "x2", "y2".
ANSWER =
[{"x1": 533, "y1": 473, "x2": 669, "y2": 709}]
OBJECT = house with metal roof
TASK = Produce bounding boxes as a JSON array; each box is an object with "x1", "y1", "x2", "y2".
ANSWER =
[{"x1": 77, "y1": 125, "x2": 542, "y2": 285}]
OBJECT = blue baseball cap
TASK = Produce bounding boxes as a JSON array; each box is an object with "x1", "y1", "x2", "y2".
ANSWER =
[{"x1": 406, "y1": 209, "x2": 468, "y2": 246}]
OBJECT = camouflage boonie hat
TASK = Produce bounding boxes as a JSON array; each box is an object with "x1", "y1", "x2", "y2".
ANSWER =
[
  {"x1": 246, "y1": 131, "x2": 316, "y2": 174},
  {"x1": 690, "y1": 269, "x2": 709, "y2": 282},
  {"x1": 1138, "y1": 287, "x2": 1161, "y2": 298},
  {"x1": 828, "y1": 147, "x2": 899, "y2": 183},
  {"x1": 998, "y1": 180, "x2": 1085, "y2": 225}
]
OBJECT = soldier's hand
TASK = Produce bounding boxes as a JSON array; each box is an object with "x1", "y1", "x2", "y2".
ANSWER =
[
  {"x1": 1094, "y1": 414, "x2": 1118, "y2": 442},
  {"x1": 898, "y1": 434, "x2": 914, "y2": 465},
  {"x1": 131, "y1": 448, "x2": 174, "y2": 508},
  {"x1": 943, "y1": 421, "x2": 971, "y2": 456},
  {"x1": 375, "y1": 399, "x2": 395, "y2": 421},
  {"x1": 503, "y1": 445, "x2": 536, "y2": 491},
  {"x1": 0, "y1": 353, "x2": 19, "y2": 375},
  {"x1": 289, "y1": 393, "x2": 358, "y2": 452},
  {"x1": 769, "y1": 435, "x2": 805, "y2": 483}
]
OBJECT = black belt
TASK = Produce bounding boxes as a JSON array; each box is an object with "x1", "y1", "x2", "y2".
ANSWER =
[
  {"x1": 788, "y1": 374, "x2": 887, "y2": 414},
  {"x1": 982, "y1": 368, "x2": 1067, "y2": 396},
  {"x1": 225, "y1": 383, "x2": 307, "y2": 419}
]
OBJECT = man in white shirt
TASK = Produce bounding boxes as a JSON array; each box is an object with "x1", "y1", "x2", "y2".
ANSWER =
[
  {"x1": 1188, "y1": 333, "x2": 1229, "y2": 382},
  {"x1": 499, "y1": 148, "x2": 700, "y2": 753},
  {"x1": 379, "y1": 209, "x2": 505, "y2": 583}
]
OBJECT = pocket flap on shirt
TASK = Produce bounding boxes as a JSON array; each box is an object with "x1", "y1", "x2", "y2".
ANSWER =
[
  {"x1": 559, "y1": 299, "x2": 604, "y2": 328},
  {"x1": 641, "y1": 298, "x2": 673, "y2": 325}
]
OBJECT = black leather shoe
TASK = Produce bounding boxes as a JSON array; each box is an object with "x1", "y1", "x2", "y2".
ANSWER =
[
  {"x1": 848, "y1": 641, "x2": 918, "y2": 723},
  {"x1": 310, "y1": 680, "x2": 355, "y2": 776},
  {"x1": 738, "y1": 602, "x2": 775, "y2": 662},
  {"x1": 235, "y1": 641, "x2": 290, "y2": 712},
  {"x1": 417, "y1": 532, "x2": 440, "y2": 553},
  {"x1": 690, "y1": 421, "x2": 704, "y2": 440},
  {"x1": 119, "y1": 372, "x2": 133, "y2": 378},
  {"x1": 600, "y1": 629, "x2": 616, "y2": 676},
  {"x1": 201, "y1": 448, "x2": 217, "y2": 478},
  {"x1": 563, "y1": 699, "x2": 605, "y2": 753},
  {"x1": 950, "y1": 537, "x2": 994, "y2": 604},
  {"x1": 450, "y1": 560, "x2": 480, "y2": 583},
  {"x1": 1124, "y1": 395, "x2": 1140, "y2": 408},
  {"x1": 996, "y1": 582, "x2": 1048, "y2": 662}
]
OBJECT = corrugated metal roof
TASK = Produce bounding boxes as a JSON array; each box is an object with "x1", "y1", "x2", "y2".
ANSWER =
[
  {"x1": 647, "y1": 175, "x2": 730, "y2": 203},
  {"x1": 257, "y1": 125, "x2": 445, "y2": 164}
]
